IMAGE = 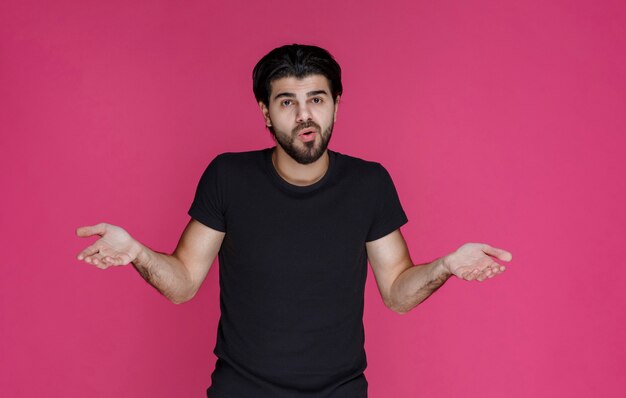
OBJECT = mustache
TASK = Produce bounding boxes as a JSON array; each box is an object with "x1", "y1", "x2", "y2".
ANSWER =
[{"x1": 292, "y1": 121, "x2": 321, "y2": 135}]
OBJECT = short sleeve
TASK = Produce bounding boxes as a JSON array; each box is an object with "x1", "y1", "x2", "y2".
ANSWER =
[
  {"x1": 366, "y1": 164, "x2": 408, "y2": 242},
  {"x1": 188, "y1": 155, "x2": 227, "y2": 232}
]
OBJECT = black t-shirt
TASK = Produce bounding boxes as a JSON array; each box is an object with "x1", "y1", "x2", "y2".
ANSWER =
[{"x1": 188, "y1": 147, "x2": 408, "y2": 398}]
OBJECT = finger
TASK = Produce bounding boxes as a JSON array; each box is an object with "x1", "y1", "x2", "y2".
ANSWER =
[
  {"x1": 82, "y1": 254, "x2": 96, "y2": 265},
  {"x1": 77, "y1": 244, "x2": 100, "y2": 260},
  {"x1": 465, "y1": 269, "x2": 480, "y2": 281},
  {"x1": 101, "y1": 256, "x2": 114, "y2": 266},
  {"x1": 476, "y1": 268, "x2": 490, "y2": 281},
  {"x1": 482, "y1": 244, "x2": 512, "y2": 262},
  {"x1": 82, "y1": 253, "x2": 100, "y2": 264},
  {"x1": 103, "y1": 255, "x2": 126, "y2": 266},
  {"x1": 488, "y1": 261, "x2": 506, "y2": 273},
  {"x1": 106, "y1": 256, "x2": 122, "y2": 266},
  {"x1": 486, "y1": 263, "x2": 506, "y2": 278},
  {"x1": 97, "y1": 254, "x2": 127, "y2": 266},
  {"x1": 460, "y1": 270, "x2": 472, "y2": 280},
  {"x1": 83, "y1": 253, "x2": 109, "y2": 269},
  {"x1": 91, "y1": 254, "x2": 109, "y2": 269},
  {"x1": 116, "y1": 254, "x2": 132, "y2": 265},
  {"x1": 76, "y1": 223, "x2": 107, "y2": 238}
]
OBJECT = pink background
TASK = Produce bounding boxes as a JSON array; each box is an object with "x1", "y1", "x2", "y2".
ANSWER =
[{"x1": 1, "y1": 0, "x2": 624, "y2": 397}]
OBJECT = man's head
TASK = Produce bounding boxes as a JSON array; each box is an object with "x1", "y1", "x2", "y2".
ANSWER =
[
  {"x1": 253, "y1": 44, "x2": 343, "y2": 107},
  {"x1": 253, "y1": 44, "x2": 343, "y2": 164}
]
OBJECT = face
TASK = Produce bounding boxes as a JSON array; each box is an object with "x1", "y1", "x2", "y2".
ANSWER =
[{"x1": 259, "y1": 74, "x2": 339, "y2": 165}]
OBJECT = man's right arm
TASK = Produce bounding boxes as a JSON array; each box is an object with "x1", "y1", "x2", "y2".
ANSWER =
[{"x1": 76, "y1": 219, "x2": 225, "y2": 304}]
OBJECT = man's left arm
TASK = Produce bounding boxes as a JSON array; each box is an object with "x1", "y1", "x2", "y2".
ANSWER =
[{"x1": 366, "y1": 229, "x2": 512, "y2": 314}]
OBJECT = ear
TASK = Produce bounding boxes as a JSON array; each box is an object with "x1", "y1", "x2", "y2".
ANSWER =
[
  {"x1": 333, "y1": 95, "x2": 341, "y2": 123},
  {"x1": 259, "y1": 101, "x2": 272, "y2": 127}
]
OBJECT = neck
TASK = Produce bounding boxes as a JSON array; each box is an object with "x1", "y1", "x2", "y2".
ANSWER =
[{"x1": 272, "y1": 146, "x2": 330, "y2": 186}]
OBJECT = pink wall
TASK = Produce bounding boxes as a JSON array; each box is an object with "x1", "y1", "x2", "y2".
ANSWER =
[{"x1": 1, "y1": 0, "x2": 624, "y2": 396}]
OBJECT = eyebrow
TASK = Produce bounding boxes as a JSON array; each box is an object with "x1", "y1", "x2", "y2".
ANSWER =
[{"x1": 273, "y1": 89, "x2": 329, "y2": 101}]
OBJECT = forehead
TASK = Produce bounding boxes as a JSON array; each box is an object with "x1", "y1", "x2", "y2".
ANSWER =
[{"x1": 269, "y1": 74, "x2": 331, "y2": 97}]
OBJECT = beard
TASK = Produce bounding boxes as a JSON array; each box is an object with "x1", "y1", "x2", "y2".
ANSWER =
[{"x1": 270, "y1": 120, "x2": 333, "y2": 165}]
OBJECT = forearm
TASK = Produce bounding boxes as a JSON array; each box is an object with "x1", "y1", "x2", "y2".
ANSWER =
[
  {"x1": 132, "y1": 244, "x2": 195, "y2": 304},
  {"x1": 388, "y1": 256, "x2": 452, "y2": 314}
]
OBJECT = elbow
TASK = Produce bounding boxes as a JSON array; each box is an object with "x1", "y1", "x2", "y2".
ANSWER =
[
  {"x1": 389, "y1": 304, "x2": 410, "y2": 315},
  {"x1": 385, "y1": 279, "x2": 412, "y2": 315},
  {"x1": 169, "y1": 287, "x2": 198, "y2": 305},
  {"x1": 393, "y1": 307, "x2": 409, "y2": 315},
  {"x1": 384, "y1": 297, "x2": 410, "y2": 315},
  {"x1": 170, "y1": 294, "x2": 193, "y2": 305},
  {"x1": 169, "y1": 270, "x2": 201, "y2": 304},
  {"x1": 170, "y1": 296, "x2": 189, "y2": 305}
]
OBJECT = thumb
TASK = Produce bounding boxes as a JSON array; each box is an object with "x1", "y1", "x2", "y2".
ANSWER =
[
  {"x1": 482, "y1": 244, "x2": 513, "y2": 262},
  {"x1": 76, "y1": 222, "x2": 107, "y2": 238}
]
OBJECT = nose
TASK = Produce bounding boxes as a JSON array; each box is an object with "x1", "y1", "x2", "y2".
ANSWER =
[{"x1": 296, "y1": 103, "x2": 312, "y2": 123}]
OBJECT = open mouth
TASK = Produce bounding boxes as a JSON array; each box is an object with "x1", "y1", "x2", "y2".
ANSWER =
[
  {"x1": 297, "y1": 128, "x2": 317, "y2": 142},
  {"x1": 298, "y1": 128, "x2": 317, "y2": 136}
]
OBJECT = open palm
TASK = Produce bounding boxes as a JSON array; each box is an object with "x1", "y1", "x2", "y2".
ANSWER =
[
  {"x1": 446, "y1": 243, "x2": 512, "y2": 281},
  {"x1": 76, "y1": 223, "x2": 141, "y2": 269}
]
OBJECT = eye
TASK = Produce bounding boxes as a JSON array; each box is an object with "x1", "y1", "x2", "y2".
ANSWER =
[
  {"x1": 311, "y1": 97, "x2": 323, "y2": 104},
  {"x1": 281, "y1": 99, "x2": 293, "y2": 107}
]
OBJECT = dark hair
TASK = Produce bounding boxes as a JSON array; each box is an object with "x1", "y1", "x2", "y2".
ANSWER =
[{"x1": 252, "y1": 44, "x2": 343, "y2": 107}]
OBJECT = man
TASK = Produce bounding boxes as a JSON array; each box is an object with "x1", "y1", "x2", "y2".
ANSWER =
[{"x1": 76, "y1": 44, "x2": 512, "y2": 397}]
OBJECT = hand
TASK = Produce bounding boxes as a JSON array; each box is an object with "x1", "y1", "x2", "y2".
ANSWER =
[
  {"x1": 76, "y1": 223, "x2": 142, "y2": 269},
  {"x1": 444, "y1": 243, "x2": 512, "y2": 282}
]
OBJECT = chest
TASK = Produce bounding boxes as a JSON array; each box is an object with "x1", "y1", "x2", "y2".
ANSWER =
[{"x1": 217, "y1": 180, "x2": 374, "y2": 298}]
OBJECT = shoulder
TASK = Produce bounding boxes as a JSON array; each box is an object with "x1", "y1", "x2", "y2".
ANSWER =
[
  {"x1": 195, "y1": 149, "x2": 267, "y2": 190},
  {"x1": 332, "y1": 150, "x2": 392, "y2": 183},
  {"x1": 203, "y1": 148, "x2": 268, "y2": 174},
  {"x1": 210, "y1": 148, "x2": 267, "y2": 166}
]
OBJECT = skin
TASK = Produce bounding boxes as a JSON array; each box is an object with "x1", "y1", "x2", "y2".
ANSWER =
[
  {"x1": 76, "y1": 74, "x2": 512, "y2": 312},
  {"x1": 259, "y1": 75, "x2": 340, "y2": 186}
]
